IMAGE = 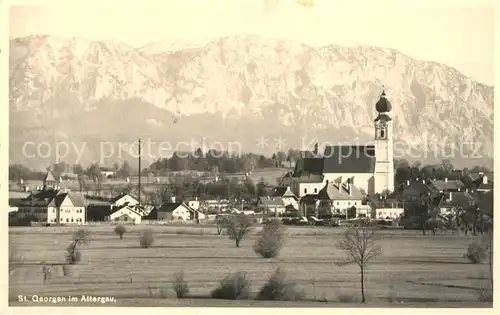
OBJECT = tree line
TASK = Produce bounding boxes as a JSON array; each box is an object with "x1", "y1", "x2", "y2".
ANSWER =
[{"x1": 9, "y1": 154, "x2": 491, "y2": 188}]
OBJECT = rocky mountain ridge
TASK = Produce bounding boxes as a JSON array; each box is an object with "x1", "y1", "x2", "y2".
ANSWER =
[{"x1": 9, "y1": 34, "x2": 494, "y2": 169}]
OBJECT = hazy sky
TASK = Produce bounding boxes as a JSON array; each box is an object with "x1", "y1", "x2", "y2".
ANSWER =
[{"x1": 9, "y1": 0, "x2": 495, "y2": 85}]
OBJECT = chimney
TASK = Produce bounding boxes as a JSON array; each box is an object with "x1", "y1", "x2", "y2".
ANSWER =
[
  {"x1": 448, "y1": 192, "x2": 452, "y2": 201},
  {"x1": 348, "y1": 184, "x2": 352, "y2": 196},
  {"x1": 63, "y1": 188, "x2": 67, "y2": 193},
  {"x1": 422, "y1": 179, "x2": 425, "y2": 184},
  {"x1": 406, "y1": 180, "x2": 410, "y2": 186},
  {"x1": 483, "y1": 175, "x2": 488, "y2": 185},
  {"x1": 171, "y1": 196, "x2": 176, "y2": 203},
  {"x1": 444, "y1": 178, "x2": 448, "y2": 183}
]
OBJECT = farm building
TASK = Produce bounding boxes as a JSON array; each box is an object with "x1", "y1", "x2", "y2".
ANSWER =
[{"x1": 109, "y1": 205, "x2": 142, "y2": 224}]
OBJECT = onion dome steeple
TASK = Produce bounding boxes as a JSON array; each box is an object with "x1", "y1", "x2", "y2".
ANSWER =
[{"x1": 375, "y1": 86, "x2": 392, "y2": 113}]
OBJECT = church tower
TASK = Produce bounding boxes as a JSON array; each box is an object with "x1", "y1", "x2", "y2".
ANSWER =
[{"x1": 373, "y1": 87, "x2": 394, "y2": 193}]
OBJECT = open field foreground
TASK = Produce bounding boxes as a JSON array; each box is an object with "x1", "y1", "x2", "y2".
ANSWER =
[{"x1": 9, "y1": 225, "x2": 492, "y2": 307}]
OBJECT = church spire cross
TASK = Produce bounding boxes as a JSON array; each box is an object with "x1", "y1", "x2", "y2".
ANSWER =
[{"x1": 381, "y1": 85, "x2": 386, "y2": 97}]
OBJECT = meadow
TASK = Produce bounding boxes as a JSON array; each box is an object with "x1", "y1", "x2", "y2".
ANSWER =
[{"x1": 9, "y1": 225, "x2": 492, "y2": 307}]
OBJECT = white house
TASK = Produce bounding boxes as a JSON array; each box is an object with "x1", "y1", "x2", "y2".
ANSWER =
[
  {"x1": 110, "y1": 193, "x2": 139, "y2": 208},
  {"x1": 187, "y1": 199, "x2": 201, "y2": 211},
  {"x1": 272, "y1": 186, "x2": 299, "y2": 210},
  {"x1": 315, "y1": 181, "x2": 365, "y2": 216},
  {"x1": 374, "y1": 208, "x2": 404, "y2": 220},
  {"x1": 16, "y1": 172, "x2": 86, "y2": 225},
  {"x1": 109, "y1": 205, "x2": 142, "y2": 224},
  {"x1": 257, "y1": 196, "x2": 286, "y2": 215},
  {"x1": 291, "y1": 88, "x2": 395, "y2": 196},
  {"x1": 156, "y1": 202, "x2": 206, "y2": 221}
]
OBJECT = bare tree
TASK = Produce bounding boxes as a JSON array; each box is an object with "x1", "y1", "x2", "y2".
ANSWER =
[
  {"x1": 225, "y1": 214, "x2": 253, "y2": 248},
  {"x1": 216, "y1": 214, "x2": 226, "y2": 235},
  {"x1": 336, "y1": 223, "x2": 382, "y2": 303}
]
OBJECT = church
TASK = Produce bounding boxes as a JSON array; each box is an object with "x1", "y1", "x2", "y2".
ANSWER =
[{"x1": 290, "y1": 88, "x2": 395, "y2": 198}]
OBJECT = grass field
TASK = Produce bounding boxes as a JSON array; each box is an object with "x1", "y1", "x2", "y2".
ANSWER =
[{"x1": 9, "y1": 225, "x2": 492, "y2": 307}]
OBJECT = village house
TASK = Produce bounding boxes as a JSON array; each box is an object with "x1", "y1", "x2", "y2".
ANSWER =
[
  {"x1": 100, "y1": 167, "x2": 116, "y2": 179},
  {"x1": 400, "y1": 179, "x2": 434, "y2": 201},
  {"x1": 8, "y1": 191, "x2": 31, "y2": 212},
  {"x1": 256, "y1": 196, "x2": 286, "y2": 215},
  {"x1": 109, "y1": 205, "x2": 142, "y2": 224},
  {"x1": 312, "y1": 180, "x2": 369, "y2": 218},
  {"x1": 16, "y1": 172, "x2": 86, "y2": 225},
  {"x1": 373, "y1": 207, "x2": 404, "y2": 220},
  {"x1": 427, "y1": 178, "x2": 466, "y2": 193},
  {"x1": 110, "y1": 193, "x2": 139, "y2": 208},
  {"x1": 470, "y1": 173, "x2": 494, "y2": 194},
  {"x1": 145, "y1": 202, "x2": 206, "y2": 221},
  {"x1": 187, "y1": 199, "x2": 201, "y2": 211},
  {"x1": 436, "y1": 191, "x2": 478, "y2": 217},
  {"x1": 272, "y1": 186, "x2": 299, "y2": 210}
]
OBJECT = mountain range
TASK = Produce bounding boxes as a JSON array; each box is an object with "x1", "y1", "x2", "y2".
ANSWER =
[{"x1": 9, "y1": 34, "x2": 494, "y2": 170}]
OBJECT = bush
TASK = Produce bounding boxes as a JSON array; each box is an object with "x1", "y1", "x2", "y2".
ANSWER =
[
  {"x1": 211, "y1": 272, "x2": 251, "y2": 300},
  {"x1": 253, "y1": 219, "x2": 285, "y2": 258},
  {"x1": 256, "y1": 268, "x2": 304, "y2": 301},
  {"x1": 171, "y1": 271, "x2": 189, "y2": 298},
  {"x1": 139, "y1": 229, "x2": 155, "y2": 248},
  {"x1": 61, "y1": 264, "x2": 72, "y2": 276},
  {"x1": 476, "y1": 288, "x2": 493, "y2": 302},
  {"x1": 464, "y1": 242, "x2": 486, "y2": 264},
  {"x1": 114, "y1": 225, "x2": 127, "y2": 239},
  {"x1": 65, "y1": 243, "x2": 81, "y2": 265}
]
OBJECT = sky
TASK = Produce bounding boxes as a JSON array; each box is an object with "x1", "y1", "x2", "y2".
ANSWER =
[{"x1": 9, "y1": 0, "x2": 495, "y2": 85}]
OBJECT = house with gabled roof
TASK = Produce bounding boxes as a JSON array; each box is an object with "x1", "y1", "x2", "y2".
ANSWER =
[
  {"x1": 291, "y1": 88, "x2": 395, "y2": 195},
  {"x1": 110, "y1": 193, "x2": 139, "y2": 208},
  {"x1": 427, "y1": 178, "x2": 466, "y2": 193},
  {"x1": 144, "y1": 202, "x2": 206, "y2": 221},
  {"x1": 315, "y1": 180, "x2": 370, "y2": 217},
  {"x1": 16, "y1": 172, "x2": 86, "y2": 225},
  {"x1": 272, "y1": 186, "x2": 299, "y2": 210},
  {"x1": 109, "y1": 205, "x2": 142, "y2": 224},
  {"x1": 471, "y1": 174, "x2": 493, "y2": 194},
  {"x1": 256, "y1": 196, "x2": 286, "y2": 215}
]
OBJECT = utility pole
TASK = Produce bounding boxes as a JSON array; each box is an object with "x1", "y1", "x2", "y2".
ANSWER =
[{"x1": 138, "y1": 138, "x2": 141, "y2": 212}]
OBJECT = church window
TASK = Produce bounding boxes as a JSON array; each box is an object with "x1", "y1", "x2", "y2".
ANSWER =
[
  {"x1": 304, "y1": 188, "x2": 307, "y2": 194},
  {"x1": 314, "y1": 188, "x2": 317, "y2": 193},
  {"x1": 380, "y1": 129, "x2": 385, "y2": 138}
]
